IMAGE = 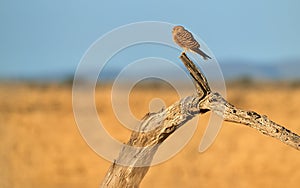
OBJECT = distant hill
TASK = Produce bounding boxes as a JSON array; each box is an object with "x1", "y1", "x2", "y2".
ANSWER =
[
  {"x1": 1, "y1": 60, "x2": 299, "y2": 82},
  {"x1": 94, "y1": 59, "x2": 300, "y2": 82},
  {"x1": 219, "y1": 59, "x2": 300, "y2": 80}
]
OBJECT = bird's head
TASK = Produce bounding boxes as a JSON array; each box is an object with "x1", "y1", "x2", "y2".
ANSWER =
[{"x1": 172, "y1": 25, "x2": 185, "y2": 33}]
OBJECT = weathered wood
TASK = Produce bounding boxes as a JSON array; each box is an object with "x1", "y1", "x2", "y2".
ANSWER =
[
  {"x1": 100, "y1": 53, "x2": 300, "y2": 188},
  {"x1": 179, "y1": 52, "x2": 211, "y2": 98},
  {"x1": 204, "y1": 92, "x2": 300, "y2": 150},
  {"x1": 101, "y1": 95, "x2": 208, "y2": 187}
]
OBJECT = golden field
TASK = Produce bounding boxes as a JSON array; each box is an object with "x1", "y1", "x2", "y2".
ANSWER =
[{"x1": 1, "y1": 81, "x2": 300, "y2": 188}]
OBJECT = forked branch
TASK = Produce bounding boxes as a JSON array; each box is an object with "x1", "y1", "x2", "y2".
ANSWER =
[
  {"x1": 180, "y1": 52, "x2": 300, "y2": 150},
  {"x1": 101, "y1": 53, "x2": 299, "y2": 188}
]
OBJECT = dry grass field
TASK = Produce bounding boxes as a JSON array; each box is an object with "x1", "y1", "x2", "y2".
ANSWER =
[{"x1": 1, "y1": 81, "x2": 300, "y2": 187}]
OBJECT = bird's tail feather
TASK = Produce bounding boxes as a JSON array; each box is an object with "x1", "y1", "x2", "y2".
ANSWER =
[{"x1": 192, "y1": 48, "x2": 211, "y2": 60}]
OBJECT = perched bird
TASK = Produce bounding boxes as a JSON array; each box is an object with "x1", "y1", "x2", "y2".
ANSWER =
[{"x1": 172, "y1": 25, "x2": 211, "y2": 60}]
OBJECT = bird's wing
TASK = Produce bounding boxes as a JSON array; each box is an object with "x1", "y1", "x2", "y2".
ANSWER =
[{"x1": 176, "y1": 30, "x2": 200, "y2": 49}]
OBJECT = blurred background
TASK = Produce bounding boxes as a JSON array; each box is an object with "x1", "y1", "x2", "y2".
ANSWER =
[
  {"x1": 1, "y1": 0, "x2": 300, "y2": 81},
  {"x1": 1, "y1": 0, "x2": 300, "y2": 187}
]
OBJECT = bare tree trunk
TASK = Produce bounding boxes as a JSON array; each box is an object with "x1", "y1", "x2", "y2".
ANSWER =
[{"x1": 100, "y1": 53, "x2": 300, "y2": 188}]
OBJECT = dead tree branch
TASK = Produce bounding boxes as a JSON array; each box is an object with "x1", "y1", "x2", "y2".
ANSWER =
[{"x1": 101, "y1": 52, "x2": 300, "y2": 188}]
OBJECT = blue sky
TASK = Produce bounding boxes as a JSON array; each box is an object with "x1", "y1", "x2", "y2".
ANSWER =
[{"x1": 0, "y1": 0, "x2": 299, "y2": 79}]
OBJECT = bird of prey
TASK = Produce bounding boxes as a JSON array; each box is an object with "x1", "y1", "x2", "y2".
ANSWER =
[{"x1": 172, "y1": 25, "x2": 211, "y2": 60}]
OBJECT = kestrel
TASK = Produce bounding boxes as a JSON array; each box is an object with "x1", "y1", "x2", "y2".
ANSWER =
[{"x1": 172, "y1": 25, "x2": 211, "y2": 60}]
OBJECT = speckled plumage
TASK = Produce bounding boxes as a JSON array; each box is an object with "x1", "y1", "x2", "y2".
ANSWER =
[{"x1": 172, "y1": 26, "x2": 211, "y2": 60}]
